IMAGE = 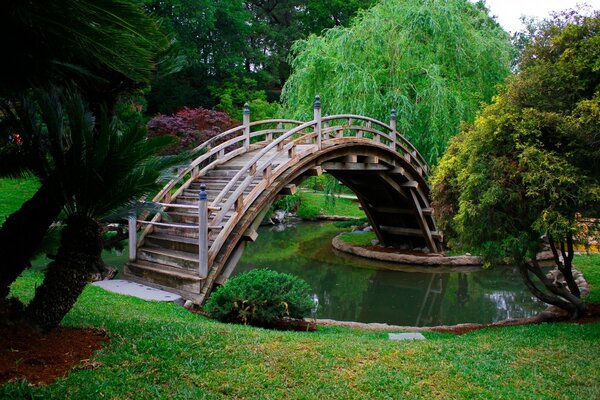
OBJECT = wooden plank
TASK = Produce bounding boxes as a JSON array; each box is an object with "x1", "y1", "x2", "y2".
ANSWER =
[{"x1": 322, "y1": 162, "x2": 389, "y2": 171}]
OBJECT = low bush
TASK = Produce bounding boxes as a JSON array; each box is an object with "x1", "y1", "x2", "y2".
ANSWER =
[
  {"x1": 204, "y1": 269, "x2": 314, "y2": 327},
  {"x1": 297, "y1": 198, "x2": 321, "y2": 220}
]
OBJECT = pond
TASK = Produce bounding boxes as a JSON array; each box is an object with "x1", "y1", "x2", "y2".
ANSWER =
[{"x1": 235, "y1": 221, "x2": 546, "y2": 327}]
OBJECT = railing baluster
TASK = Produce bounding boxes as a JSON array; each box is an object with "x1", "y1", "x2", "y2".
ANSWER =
[
  {"x1": 198, "y1": 184, "x2": 208, "y2": 278},
  {"x1": 314, "y1": 96, "x2": 322, "y2": 150},
  {"x1": 390, "y1": 109, "x2": 397, "y2": 150},
  {"x1": 128, "y1": 211, "x2": 137, "y2": 261},
  {"x1": 243, "y1": 103, "x2": 250, "y2": 151}
]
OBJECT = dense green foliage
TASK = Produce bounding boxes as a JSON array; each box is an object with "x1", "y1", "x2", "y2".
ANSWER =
[
  {"x1": 0, "y1": 0, "x2": 167, "y2": 104},
  {"x1": 204, "y1": 269, "x2": 314, "y2": 327},
  {"x1": 282, "y1": 0, "x2": 513, "y2": 164},
  {"x1": 2, "y1": 257, "x2": 599, "y2": 398},
  {"x1": 431, "y1": 10, "x2": 600, "y2": 315},
  {"x1": 144, "y1": 0, "x2": 375, "y2": 114}
]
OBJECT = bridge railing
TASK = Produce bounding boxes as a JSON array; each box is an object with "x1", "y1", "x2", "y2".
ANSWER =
[
  {"x1": 131, "y1": 114, "x2": 303, "y2": 262},
  {"x1": 130, "y1": 96, "x2": 432, "y2": 280}
]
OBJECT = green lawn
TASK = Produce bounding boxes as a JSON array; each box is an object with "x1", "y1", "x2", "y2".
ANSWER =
[
  {"x1": 300, "y1": 192, "x2": 365, "y2": 218},
  {"x1": 2, "y1": 179, "x2": 599, "y2": 398},
  {"x1": 339, "y1": 231, "x2": 377, "y2": 246},
  {"x1": 0, "y1": 177, "x2": 40, "y2": 222},
  {"x1": 2, "y1": 255, "x2": 599, "y2": 399}
]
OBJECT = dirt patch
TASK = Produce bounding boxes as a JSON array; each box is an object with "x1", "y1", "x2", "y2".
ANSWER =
[{"x1": 0, "y1": 324, "x2": 109, "y2": 385}]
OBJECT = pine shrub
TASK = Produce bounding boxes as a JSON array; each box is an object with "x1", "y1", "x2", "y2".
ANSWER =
[{"x1": 204, "y1": 269, "x2": 314, "y2": 327}]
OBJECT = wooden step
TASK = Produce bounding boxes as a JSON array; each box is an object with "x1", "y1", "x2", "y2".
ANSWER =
[
  {"x1": 144, "y1": 233, "x2": 213, "y2": 253},
  {"x1": 166, "y1": 211, "x2": 233, "y2": 224},
  {"x1": 124, "y1": 261, "x2": 204, "y2": 299},
  {"x1": 138, "y1": 247, "x2": 200, "y2": 271}
]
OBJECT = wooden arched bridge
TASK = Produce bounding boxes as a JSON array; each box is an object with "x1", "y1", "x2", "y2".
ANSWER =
[{"x1": 125, "y1": 97, "x2": 442, "y2": 304}]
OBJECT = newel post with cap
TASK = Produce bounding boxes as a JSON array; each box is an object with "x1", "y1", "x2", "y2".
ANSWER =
[
  {"x1": 314, "y1": 95, "x2": 322, "y2": 150},
  {"x1": 198, "y1": 183, "x2": 208, "y2": 278},
  {"x1": 243, "y1": 102, "x2": 250, "y2": 151}
]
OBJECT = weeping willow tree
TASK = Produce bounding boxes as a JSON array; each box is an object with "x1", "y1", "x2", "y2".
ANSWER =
[{"x1": 282, "y1": 0, "x2": 513, "y2": 164}]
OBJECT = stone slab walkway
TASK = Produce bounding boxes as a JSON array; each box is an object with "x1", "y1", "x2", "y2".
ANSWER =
[{"x1": 92, "y1": 280, "x2": 182, "y2": 302}]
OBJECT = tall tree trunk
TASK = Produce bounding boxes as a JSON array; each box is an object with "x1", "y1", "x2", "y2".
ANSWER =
[
  {"x1": 0, "y1": 182, "x2": 63, "y2": 298},
  {"x1": 24, "y1": 214, "x2": 103, "y2": 332}
]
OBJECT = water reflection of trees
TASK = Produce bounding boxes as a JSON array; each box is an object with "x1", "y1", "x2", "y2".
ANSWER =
[{"x1": 237, "y1": 222, "x2": 546, "y2": 326}]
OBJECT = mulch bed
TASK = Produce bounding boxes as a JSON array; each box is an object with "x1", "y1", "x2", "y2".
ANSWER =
[{"x1": 0, "y1": 324, "x2": 109, "y2": 385}]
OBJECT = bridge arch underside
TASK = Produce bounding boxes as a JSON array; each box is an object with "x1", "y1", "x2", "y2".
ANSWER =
[{"x1": 210, "y1": 141, "x2": 442, "y2": 294}]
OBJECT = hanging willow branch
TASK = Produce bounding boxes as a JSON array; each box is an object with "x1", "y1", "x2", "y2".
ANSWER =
[{"x1": 282, "y1": 0, "x2": 513, "y2": 165}]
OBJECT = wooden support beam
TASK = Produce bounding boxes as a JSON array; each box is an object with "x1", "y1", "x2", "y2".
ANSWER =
[
  {"x1": 235, "y1": 196, "x2": 244, "y2": 213},
  {"x1": 363, "y1": 156, "x2": 379, "y2": 164},
  {"x1": 380, "y1": 225, "x2": 442, "y2": 238},
  {"x1": 401, "y1": 181, "x2": 419, "y2": 188},
  {"x1": 280, "y1": 184, "x2": 297, "y2": 195},
  {"x1": 389, "y1": 167, "x2": 405, "y2": 175},
  {"x1": 215, "y1": 242, "x2": 246, "y2": 285},
  {"x1": 322, "y1": 162, "x2": 389, "y2": 171},
  {"x1": 306, "y1": 166, "x2": 323, "y2": 176},
  {"x1": 377, "y1": 173, "x2": 410, "y2": 201},
  {"x1": 409, "y1": 188, "x2": 438, "y2": 252},
  {"x1": 263, "y1": 164, "x2": 272, "y2": 181},
  {"x1": 371, "y1": 206, "x2": 433, "y2": 215},
  {"x1": 345, "y1": 154, "x2": 358, "y2": 163},
  {"x1": 243, "y1": 228, "x2": 259, "y2": 242}
]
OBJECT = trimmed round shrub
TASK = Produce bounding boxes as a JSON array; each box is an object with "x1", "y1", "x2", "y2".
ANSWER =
[{"x1": 204, "y1": 269, "x2": 314, "y2": 327}]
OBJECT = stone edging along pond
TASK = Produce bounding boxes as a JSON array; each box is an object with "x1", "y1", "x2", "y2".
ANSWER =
[{"x1": 331, "y1": 233, "x2": 555, "y2": 267}]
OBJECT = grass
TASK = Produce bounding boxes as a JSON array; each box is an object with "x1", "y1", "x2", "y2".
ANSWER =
[
  {"x1": 0, "y1": 177, "x2": 40, "y2": 222},
  {"x1": 338, "y1": 231, "x2": 377, "y2": 246},
  {"x1": 2, "y1": 262, "x2": 599, "y2": 399},
  {"x1": 2, "y1": 179, "x2": 599, "y2": 398},
  {"x1": 575, "y1": 254, "x2": 600, "y2": 304},
  {"x1": 300, "y1": 192, "x2": 365, "y2": 218}
]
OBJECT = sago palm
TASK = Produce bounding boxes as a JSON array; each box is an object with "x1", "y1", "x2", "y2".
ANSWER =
[{"x1": 22, "y1": 92, "x2": 181, "y2": 331}]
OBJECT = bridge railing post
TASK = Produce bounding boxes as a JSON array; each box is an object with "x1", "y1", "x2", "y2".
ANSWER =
[
  {"x1": 314, "y1": 95, "x2": 322, "y2": 149},
  {"x1": 243, "y1": 102, "x2": 250, "y2": 151},
  {"x1": 198, "y1": 183, "x2": 208, "y2": 278},
  {"x1": 389, "y1": 109, "x2": 397, "y2": 150},
  {"x1": 128, "y1": 210, "x2": 137, "y2": 261}
]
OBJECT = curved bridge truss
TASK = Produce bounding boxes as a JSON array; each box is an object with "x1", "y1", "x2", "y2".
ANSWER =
[{"x1": 125, "y1": 99, "x2": 441, "y2": 303}]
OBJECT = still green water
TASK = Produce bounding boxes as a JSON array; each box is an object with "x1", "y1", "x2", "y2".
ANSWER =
[{"x1": 236, "y1": 221, "x2": 546, "y2": 326}]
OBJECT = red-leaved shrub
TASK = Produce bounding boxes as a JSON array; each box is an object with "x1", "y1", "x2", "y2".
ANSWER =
[{"x1": 147, "y1": 107, "x2": 237, "y2": 154}]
